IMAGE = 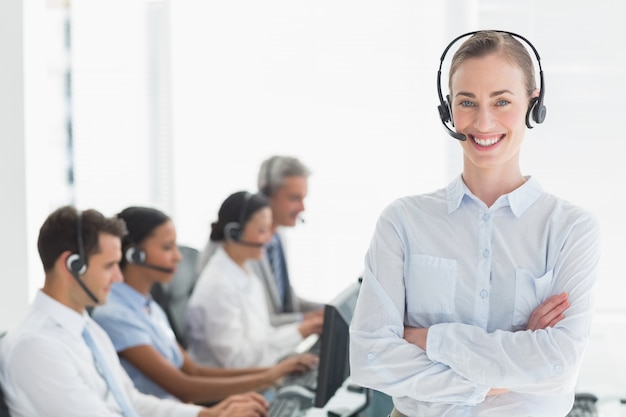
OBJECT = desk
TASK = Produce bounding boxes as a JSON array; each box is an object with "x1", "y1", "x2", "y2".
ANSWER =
[{"x1": 302, "y1": 378, "x2": 392, "y2": 417}]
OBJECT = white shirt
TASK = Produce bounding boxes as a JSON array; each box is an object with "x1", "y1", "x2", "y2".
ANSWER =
[
  {"x1": 349, "y1": 176, "x2": 601, "y2": 417},
  {"x1": 186, "y1": 246, "x2": 303, "y2": 368},
  {"x1": 0, "y1": 291, "x2": 201, "y2": 417}
]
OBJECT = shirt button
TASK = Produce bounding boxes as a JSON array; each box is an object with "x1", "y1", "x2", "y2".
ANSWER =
[
  {"x1": 482, "y1": 213, "x2": 490, "y2": 221},
  {"x1": 483, "y1": 249, "x2": 490, "y2": 258},
  {"x1": 554, "y1": 364, "x2": 563, "y2": 373},
  {"x1": 480, "y1": 289, "x2": 488, "y2": 299},
  {"x1": 367, "y1": 353, "x2": 374, "y2": 361}
]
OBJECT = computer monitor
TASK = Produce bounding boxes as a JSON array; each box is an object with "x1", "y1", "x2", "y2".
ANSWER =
[{"x1": 314, "y1": 279, "x2": 361, "y2": 408}]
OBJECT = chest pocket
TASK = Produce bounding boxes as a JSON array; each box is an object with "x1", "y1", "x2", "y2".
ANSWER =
[
  {"x1": 406, "y1": 254, "x2": 457, "y2": 319},
  {"x1": 512, "y1": 268, "x2": 554, "y2": 329}
]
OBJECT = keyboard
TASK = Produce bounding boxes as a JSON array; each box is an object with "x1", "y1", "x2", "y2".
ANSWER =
[
  {"x1": 280, "y1": 336, "x2": 321, "y2": 390},
  {"x1": 281, "y1": 368, "x2": 318, "y2": 391},
  {"x1": 269, "y1": 397, "x2": 301, "y2": 417},
  {"x1": 566, "y1": 393, "x2": 598, "y2": 417},
  {"x1": 308, "y1": 337, "x2": 321, "y2": 356}
]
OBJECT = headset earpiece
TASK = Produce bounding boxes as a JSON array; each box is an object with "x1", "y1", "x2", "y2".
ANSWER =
[
  {"x1": 66, "y1": 253, "x2": 87, "y2": 276},
  {"x1": 66, "y1": 210, "x2": 87, "y2": 276},
  {"x1": 438, "y1": 100, "x2": 451, "y2": 124},
  {"x1": 66, "y1": 209, "x2": 100, "y2": 304},
  {"x1": 261, "y1": 157, "x2": 277, "y2": 197},
  {"x1": 125, "y1": 246, "x2": 146, "y2": 265},
  {"x1": 223, "y1": 192, "x2": 253, "y2": 243},
  {"x1": 526, "y1": 96, "x2": 547, "y2": 129},
  {"x1": 437, "y1": 94, "x2": 454, "y2": 126},
  {"x1": 224, "y1": 222, "x2": 242, "y2": 242}
]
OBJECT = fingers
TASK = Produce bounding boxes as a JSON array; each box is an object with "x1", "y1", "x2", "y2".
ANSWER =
[
  {"x1": 285, "y1": 353, "x2": 319, "y2": 373},
  {"x1": 304, "y1": 308, "x2": 325, "y2": 320},
  {"x1": 223, "y1": 400, "x2": 269, "y2": 417},
  {"x1": 222, "y1": 392, "x2": 268, "y2": 407},
  {"x1": 298, "y1": 353, "x2": 319, "y2": 370},
  {"x1": 527, "y1": 293, "x2": 569, "y2": 331}
]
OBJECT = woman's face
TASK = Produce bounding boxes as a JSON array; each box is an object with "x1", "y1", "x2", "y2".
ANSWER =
[
  {"x1": 241, "y1": 207, "x2": 273, "y2": 260},
  {"x1": 450, "y1": 52, "x2": 534, "y2": 173},
  {"x1": 142, "y1": 220, "x2": 182, "y2": 282}
]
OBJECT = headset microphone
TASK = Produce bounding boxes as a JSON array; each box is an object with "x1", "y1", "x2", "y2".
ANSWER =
[
  {"x1": 137, "y1": 263, "x2": 175, "y2": 274},
  {"x1": 234, "y1": 239, "x2": 266, "y2": 248},
  {"x1": 125, "y1": 246, "x2": 175, "y2": 274},
  {"x1": 223, "y1": 221, "x2": 265, "y2": 248},
  {"x1": 66, "y1": 210, "x2": 100, "y2": 304}
]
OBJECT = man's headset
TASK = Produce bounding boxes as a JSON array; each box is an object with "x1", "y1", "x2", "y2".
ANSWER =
[
  {"x1": 66, "y1": 210, "x2": 100, "y2": 304},
  {"x1": 260, "y1": 157, "x2": 277, "y2": 197},
  {"x1": 223, "y1": 192, "x2": 265, "y2": 248},
  {"x1": 260, "y1": 156, "x2": 305, "y2": 224},
  {"x1": 436, "y1": 30, "x2": 547, "y2": 141}
]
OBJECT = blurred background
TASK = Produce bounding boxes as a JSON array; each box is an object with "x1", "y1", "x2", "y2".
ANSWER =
[{"x1": 2, "y1": 0, "x2": 625, "y2": 332}]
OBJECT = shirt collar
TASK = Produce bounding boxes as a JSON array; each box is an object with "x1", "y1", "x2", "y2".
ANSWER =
[
  {"x1": 33, "y1": 290, "x2": 89, "y2": 338},
  {"x1": 215, "y1": 245, "x2": 254, "y2": 290},
  {"x1": 110, "y1": 282, "x2": 152, "y2": 313},
  {"x1": 446, "y1": 174, "x2": 543, "y2": 217}
]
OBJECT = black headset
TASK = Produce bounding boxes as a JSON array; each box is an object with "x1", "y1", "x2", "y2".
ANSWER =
[
  {"x1": 437, "y1": 30, "x2": 547, "y2": 141},
  {"x1": 124, "y1": 236, "x2": 176, "y2": 273},
  {"x1": 66, "y1": 210, "x2": 99, "y2": 303},
  {"x1": 224, "y1": 192, "x2": 253, "y2": 242},
  {"x1": 260, "y1": 157, "x2": 277, "y2": 197},
  {"x1": 125, "y1": 245, "x2": 146, "y2": 265},
  {"x1": 66, "y1": 211, "x2": 87, "y2": 276}
]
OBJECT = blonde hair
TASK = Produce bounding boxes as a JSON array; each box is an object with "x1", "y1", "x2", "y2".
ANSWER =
[{"x1": 448, "y1": 31, "x2": 537, "y2": 98}]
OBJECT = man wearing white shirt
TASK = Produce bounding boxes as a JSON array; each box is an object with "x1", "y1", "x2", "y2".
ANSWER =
[{"x1": 0, "y1": 205, "x2": 267, "y2": 417}]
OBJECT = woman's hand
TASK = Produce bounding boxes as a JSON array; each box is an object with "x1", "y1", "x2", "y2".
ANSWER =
[
  {"x1": 526, "y1": 293, "x2": 569, "y2": 331},
  {"x1": 403, "y1": 327, "x2": 428, "y2": 350},
  {"x1": 200, "y1": 392, "x2": 269, "y2": 417},
  {"x1": 274, "y1": 353, "x2": 318, "y2": 376}
]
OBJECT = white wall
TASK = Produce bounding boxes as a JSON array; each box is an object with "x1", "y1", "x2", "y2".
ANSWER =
[
  {"x1": 2, "y1": 0, "x2": 626, "y2": 329},
  {"x1": 0, "y1": 0, "x2": 57, "y2": 331},
  {"x1": 0, "y1": 0, "x2": 29, "y2": 332},
  {"x1": 168, "y1": 0, "x2": 450, "y2": 303}
]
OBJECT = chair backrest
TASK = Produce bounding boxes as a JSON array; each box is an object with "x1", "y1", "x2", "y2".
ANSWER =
[
  {"x1": 0, "y1": 331, "x2": 11, "y2": 417},
  {"x1": 151, "y1": 245, "x2": 200, "y2": 348}
]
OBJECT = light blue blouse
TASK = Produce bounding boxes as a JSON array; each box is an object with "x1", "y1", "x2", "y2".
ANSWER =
[
  {"x1": 349, "y1": 175, "x2": 601, "y2": 417},
  {"x1": 93, "y1": 282, "x2": 184, "y2": 401}
]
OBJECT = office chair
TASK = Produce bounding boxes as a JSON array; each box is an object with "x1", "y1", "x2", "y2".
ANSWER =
[
  {"x1": 151, "y1": 245, "x2": 200, "y2": 348},
  {"x1": 0, "y1": 331, "x2": 11, "y2": 417}
]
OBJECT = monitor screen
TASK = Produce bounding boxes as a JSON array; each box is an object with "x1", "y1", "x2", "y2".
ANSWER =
[{"x1": 314, "y1": 279, "x2": 361, "y2": 408}]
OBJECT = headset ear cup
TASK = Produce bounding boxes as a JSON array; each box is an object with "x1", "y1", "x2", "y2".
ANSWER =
[
  {"x1": 66, "y1": 253, "x2": 87, "y2": 276},
  {"x1": 438, "y1": 102, "x2": 450, "y2": 124},
  {"x1": 526, "y1": 97, "x2": 539, "y2": 129},
  {"x1": 438, "y1": 95, "x2": 453, "y2": 125},
  {"x1": 446, "y1": 96, "x2": 454, "y2": 127},
  {"x1": 224, "y1": 222, "x2": 242, "y2": 242},
  {"x1": 533, "y1": 99, "x2": 546, "y2": 125},
  {"x1": 125, "y1": 246, "x2": 146, "y2": 265}
]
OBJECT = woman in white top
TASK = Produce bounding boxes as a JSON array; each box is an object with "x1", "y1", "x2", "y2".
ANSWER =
[
  {"x1": 187, "y1": 191, "x2": 322, "y2": 368},
  {"x1": 349, "y1": 31, "x2": 601, "y2": 417}
]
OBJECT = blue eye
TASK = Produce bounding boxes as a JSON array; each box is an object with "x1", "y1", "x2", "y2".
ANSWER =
[
  {"x1": 496, "y1": 99, "x2": 510, "y2": 106},
  {"x1": 460, "y1": 100, "x2": 474, "y2": 108}
]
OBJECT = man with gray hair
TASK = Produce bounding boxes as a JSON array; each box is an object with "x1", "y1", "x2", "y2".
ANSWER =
[
  {"x1": 255, "y1": 156, "x2": 324, "y2": 327},
  {"x1": 197, "y1": 155, "x2": 323, "y2": 329}
]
